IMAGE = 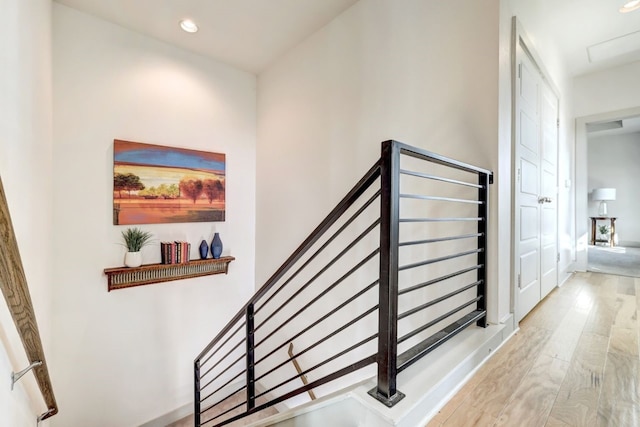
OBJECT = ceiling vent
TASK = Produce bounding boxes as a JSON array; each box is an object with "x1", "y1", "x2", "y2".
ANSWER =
[
  {"x1": 586, "y1": 120, "x2": 623, "y2": 133},
  {"x1": 587, "y1": 30, "x2": 640, "y2": 62}
]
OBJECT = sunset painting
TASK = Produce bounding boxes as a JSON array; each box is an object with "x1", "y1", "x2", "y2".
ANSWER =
[{"x1": 113, "y1": 140, "x2": 225, "y2": 225}]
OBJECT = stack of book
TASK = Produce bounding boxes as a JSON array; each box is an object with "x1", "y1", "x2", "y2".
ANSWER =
[{"x1": 161, "y1": 241, "x2": 191, "y2": 264}]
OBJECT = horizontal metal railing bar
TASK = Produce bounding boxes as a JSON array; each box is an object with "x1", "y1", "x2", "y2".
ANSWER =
[
  {"x1": 255, "y1": 221, "x2": 380, "y2": 333},
  {"x1": 397, "y1": 297, "x2": 481, "y2": 345},
  {"x1": 200, "y1": 321, "x2": 245, "y2": 368},
  {"x1": 257, "y1": 334, "x2": 378, "y2": 399},
  {"x1": 398, "y1": 280, "x2": 482, "y2": 320},
  {"x1": 399, "y1": 168, "x2": 483, "y2": 189},
  {"x1": 399, "y1": 265, "x2": 482, "y2": 295},
  {"x1": 400, "y1": 217, "x2": 483, "y2": 223},
  {"x1": 397, "y1": 309, "x2": 486, "y2": 373},
  {"x1": 391, "y1": 140, "x2": 493, "y2": 177},
  {"x1": 200, "y1": 337, "x2": 245, "y2": 381},
  {"x1": 199, "y1": 382, "x2": 247, "y2": 419},
  {"x1": 200, "y1": 351, "x2": 245, "y2": 394},
  {"x1": 255, "y1": 305, "x2": 379, "y2": 381},
  {"x1": 255, "y1": 190, "x2": 381, "y2": 315},
  {"x1": 399, "y1": 233, "x2": 483, "y2": 247},
  {"x1": 399, "y1": 193, "x2": 483, "y2": 205},
  {"x1": 399, "y1": 248, "x2": 482, "y2": 272},
  {"x1": 254, "y1": 280, "x2": 379, "y2": 367},
  {"x1": 255, "y1": 247, "x2": 380, "y2": 348},
  {"x1": 211, "y1": 355, "x2": 377, "y2": 427},
  {"x1": 196, "y1": 160, "x2": 381, "y2": 362}
]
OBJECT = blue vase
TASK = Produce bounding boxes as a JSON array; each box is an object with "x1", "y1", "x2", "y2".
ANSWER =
[
  {"x1": 199, "y1": 240, "x2": 208, "y2": 259},
  {"x1": 211, "y1": 233, "x2": 223, "y2": 259}
]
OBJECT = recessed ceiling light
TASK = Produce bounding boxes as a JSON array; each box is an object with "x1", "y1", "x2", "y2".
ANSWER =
[
  {"x1": 180, "y1": 19, "x2": 198, "y2": 33},
  {"x1": 620, "y1": 0, "x2": 640, "y2": 13}
]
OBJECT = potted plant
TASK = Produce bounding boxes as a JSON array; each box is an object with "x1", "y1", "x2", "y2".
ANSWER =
[
  {"x1": 121, "y1": 227, "x2": 153, "y2": 267},
  {"x1": 598, "y1": 224, "x2": 609, "y2": 242}
]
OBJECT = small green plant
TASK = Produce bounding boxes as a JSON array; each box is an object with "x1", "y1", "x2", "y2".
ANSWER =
[
  {"x1": 121, "y1": 227, "x2": 153, "y2": 252},
  {"x1": 598, "y1": 224, "x2": 609, "y2": 236}
]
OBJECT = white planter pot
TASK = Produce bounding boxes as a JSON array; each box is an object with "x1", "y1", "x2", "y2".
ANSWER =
[{"x1": 124, "y1": 251, "x2": 142, "y2": 268}]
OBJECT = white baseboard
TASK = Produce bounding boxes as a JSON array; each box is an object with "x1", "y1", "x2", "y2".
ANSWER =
[
  {"x1": 558, "y1": 270, "x2": 574, "y2": 287},
  {"x1": 619, "y1": 240, "x2": 640, "y2": 248}
]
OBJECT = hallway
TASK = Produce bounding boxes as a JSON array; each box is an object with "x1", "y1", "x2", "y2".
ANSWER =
[{"x1": 427, "y1": 272, "x2": 640, "y2": 426}]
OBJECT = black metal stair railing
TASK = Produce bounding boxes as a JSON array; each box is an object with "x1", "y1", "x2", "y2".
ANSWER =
[{"x1": 194, "y1": 140, "x2": 493, "y2": 426}]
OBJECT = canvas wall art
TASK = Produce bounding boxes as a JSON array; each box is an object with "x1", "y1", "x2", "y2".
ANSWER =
[{"x1": 113, "y1": 140, "x2": 225, "y2": 225}]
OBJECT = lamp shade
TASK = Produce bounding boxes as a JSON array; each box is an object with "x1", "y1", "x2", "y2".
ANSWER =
[{"x1": 592, "y1": 188, "x2": 616, "y2": 201}]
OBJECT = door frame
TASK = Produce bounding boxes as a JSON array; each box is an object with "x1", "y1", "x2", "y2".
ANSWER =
[{"x1": 511, "y1": 17, "x2": 561, "y2": 320}]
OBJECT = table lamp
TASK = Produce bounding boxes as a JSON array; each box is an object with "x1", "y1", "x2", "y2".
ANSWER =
[{"x1": 592, "y1": 188, "x2": 616, "y2": 216}]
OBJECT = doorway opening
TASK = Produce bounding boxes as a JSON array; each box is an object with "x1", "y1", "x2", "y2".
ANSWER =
[
  {"x1": 576, "y1": 106, "x2": 640, "y2": 278},
  {"x1": 585, "y1": 114, "x2": 640, "y2": 277}
]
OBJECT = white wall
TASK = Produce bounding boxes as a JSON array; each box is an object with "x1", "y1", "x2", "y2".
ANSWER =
[
  {"x1": 588, "y1": 132, "x2": 640, "y2": 246},
  {"x1": 51, "y1": 4, "x2": 256, "y2": 426},
  {"x1": 0, "y1": 343, "x2": 38, "y2": 427},
  {"x1": 498, "y1": 0, "x2": 576, "y2": 315},
  {"x1": 574, "y1": 61, "x2": 640, "y2": 118},
  {"x1": 0, "y1": 0, "x2": 54, "y2": 425},
  {"x1": 257, "y1": 0, "x2": 501, "y2": 321}
]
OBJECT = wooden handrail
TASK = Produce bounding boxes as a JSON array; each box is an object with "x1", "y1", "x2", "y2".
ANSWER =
[
  {"x1": 288, "y1": 343, "x2": 316, "y2": 401},
  {"x1": 0, "y1": 176, "x2": 58, "y2": 420}
]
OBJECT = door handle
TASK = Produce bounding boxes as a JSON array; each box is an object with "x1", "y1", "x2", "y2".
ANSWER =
[{"x1": 538, "y1": 196, "x2": 552, "y2": 204}]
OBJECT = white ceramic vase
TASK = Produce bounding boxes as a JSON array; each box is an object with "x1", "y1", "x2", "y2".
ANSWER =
[{"x1": 124, "y1": 251, "x2": 142, "y2": 268}]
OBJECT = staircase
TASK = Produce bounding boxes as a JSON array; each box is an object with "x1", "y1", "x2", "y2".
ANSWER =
[
  {"x1": 193, "y1": 140, "x2": 493, "y2": 426},
  {"x1": 168, "y1": 391, "x2": 277, "y2": 426}
]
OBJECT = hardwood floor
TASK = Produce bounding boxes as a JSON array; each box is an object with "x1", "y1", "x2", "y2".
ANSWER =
[{"x1": 427, "y1": 272, "x2": 640, "y2": 427}]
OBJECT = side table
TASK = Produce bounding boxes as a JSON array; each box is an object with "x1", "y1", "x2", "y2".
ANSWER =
[{"x1": 590, "y1": 216, "x2": 617, "y2": 247}]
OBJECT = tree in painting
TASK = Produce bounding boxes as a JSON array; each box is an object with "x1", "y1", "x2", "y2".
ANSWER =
[
  {"x1": 163, "y1": 184, "x2": 180, "y2": 198},
  {"x1": 139, "y1": 184, "x2": 181, "y2": 199},
  {"x1": 203, "y1": 179, "x2": 224, "y2": 204},
  {"x1": 180, "y1": 177, "x2": 203, "y2": 203},
  {"x1": 114, "y1": 173, "x2": 145, "y2": 198}
]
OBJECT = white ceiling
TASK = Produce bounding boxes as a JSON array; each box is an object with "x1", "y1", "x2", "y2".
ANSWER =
[
  {"x1": 55, "y1": 0, "x2": 640, "y2": 76},
  {"x1": 54, "y1": 0, "x2": 359, "y2": 74},
  {"x1": 538, "y1": 0, "x2": 640, "y2": 76}
]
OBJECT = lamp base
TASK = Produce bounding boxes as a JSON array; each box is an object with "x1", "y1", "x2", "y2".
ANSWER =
[{"x1": 598, "y1": 201, "x2": 608, "y2": 216}]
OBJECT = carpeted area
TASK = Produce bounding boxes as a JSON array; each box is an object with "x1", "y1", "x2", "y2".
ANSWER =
[{"x1": 587, "y1": 245, "x2": 640, "y2": 278}]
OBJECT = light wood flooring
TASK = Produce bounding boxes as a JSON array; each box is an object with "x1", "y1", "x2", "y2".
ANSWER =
[{"x1": 427, "y1": 272, "x2": 640, "y2": 427}]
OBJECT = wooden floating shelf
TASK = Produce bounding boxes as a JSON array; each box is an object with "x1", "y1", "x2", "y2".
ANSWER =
[{"x1": 104, "y1": 256, "x2": 235, "y2": 292}]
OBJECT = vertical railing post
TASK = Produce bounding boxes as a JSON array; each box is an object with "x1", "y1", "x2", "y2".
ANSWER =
[
  {"x1": 369, "y1": 140, "x2": 405, "y2": 406},
  {"x1": 476, "y1": 172, "x2": 491, "y2": 327},
  {"x1": 246, "y1": 303, "x2": 256, "y2": 411},
  {"x1": 194, "y1": 360, "x2": 201, "y2": 426}
]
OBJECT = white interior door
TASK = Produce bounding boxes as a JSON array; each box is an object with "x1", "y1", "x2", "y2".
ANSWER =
[
  {"x1": 515, "y1": 49, "x2": 541, "y2": 322},
  {"x1": 514, "y1": 42, "x2": 559, "y2": 322},
  {"x1": 540, "y1": 84, "x2": 558, "y2": 298}
]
